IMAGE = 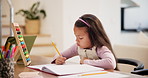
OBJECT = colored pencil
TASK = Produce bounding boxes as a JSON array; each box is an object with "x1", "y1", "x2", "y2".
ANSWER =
[
  {"x1": 81, "y1": 71, "x2": 108, "y2": 76},
  {"x1": 51, "y1": 42, "x2": 61, "y2": 56}
]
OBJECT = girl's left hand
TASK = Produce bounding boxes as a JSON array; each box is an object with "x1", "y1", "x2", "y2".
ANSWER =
[{"x1": 80, "y1": 57, "x2": 88, "y2": 64}]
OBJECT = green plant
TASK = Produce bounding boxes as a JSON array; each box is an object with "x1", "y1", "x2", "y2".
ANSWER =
[{"x1": 15, "y1": 1, "x2": 46, "y2": 20}]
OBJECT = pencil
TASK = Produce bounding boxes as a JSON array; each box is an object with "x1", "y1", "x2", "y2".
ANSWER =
[
  {"x1": 5, "y1": 42, "x2": 11, "y2": 52},
  {"x1": 81, "y1": 71, "x2": 108, "y2": 76},
  {"x1": 51, "y1": 42, "x2": 61, "y2": 56},
  {"x1": 0, "y1": 50, "x2": 3, "y2": 59},
  {"x1": 5, "y1": 42, "x2": 11, "y2": 58}
]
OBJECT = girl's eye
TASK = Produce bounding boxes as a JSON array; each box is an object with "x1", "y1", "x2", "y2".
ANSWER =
[{"x1": 79, "y1": 37, "x2": 83, "y2": 39}]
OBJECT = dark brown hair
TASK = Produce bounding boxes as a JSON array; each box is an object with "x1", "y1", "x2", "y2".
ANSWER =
[{"x1": 74, "y1": 14, "x2": 118, "y2": 70}]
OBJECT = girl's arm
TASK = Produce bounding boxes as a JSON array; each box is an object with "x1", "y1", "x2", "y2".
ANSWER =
[
  {"x1": 83, "y1": 46, "x2": 116, "y2": 69},
  {"x1": 61, "y1": 44, "x2": 78, "y2": 58},
  {"x1": 51, "y1": 44, "x2": 78, "y2": 63}
]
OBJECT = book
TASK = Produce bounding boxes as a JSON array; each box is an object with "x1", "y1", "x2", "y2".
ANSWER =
[
  {"x1": 27, "y1": 64, "x2": 104, "y2": 76},
  {"x1": 58, "y1": 71, "x2": 129, "y2": 78}
]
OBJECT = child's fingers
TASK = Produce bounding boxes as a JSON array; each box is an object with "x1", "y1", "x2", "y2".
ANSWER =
[
  {"x1": 80, "y1": 59, "x2": 84, "y2": 64},
  {"x1": 55, "y1": 56, "x2": 66, "y2": 64},
  {"x1": 56, "y1": 59, "x2": 65, "y2": 65},
  {"x1": 59, "y1": 56, "x2": 67, "y2": 61},
  {"x1": 62, "y1": 57, "x2": 67, "y2": 60},
  {"x1": 56, "y1": 60, "x2": 65, "y2": 65},
  {"x1": 57, "y1": 58, "x2": 65, "y2": 63},
  {"x1": 80, "y1": 57, "x2": 89, "y2": 64}
]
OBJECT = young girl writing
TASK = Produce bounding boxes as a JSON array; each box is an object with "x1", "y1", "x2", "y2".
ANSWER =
[{"x1": 52, "y1": 14, "x2": 117, "y2": 70}]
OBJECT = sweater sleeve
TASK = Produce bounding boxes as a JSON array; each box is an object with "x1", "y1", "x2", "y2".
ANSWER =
[
  {"x1": 51, "y1": 44, "x2": 78, "y2": 63},
  {"x1": 61, "y1": 44, "x2": 78, "y2": 59},
  {"x1": 83, "y1": 46, "x2": 116, "y2": 69}
]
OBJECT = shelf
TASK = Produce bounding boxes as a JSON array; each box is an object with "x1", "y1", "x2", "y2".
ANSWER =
[
  {"x1": 2, "y1": 34, "x2": 51, "y2": 38},
  {"x1": 2, "y1": 25, "x2": 25, "y2": 28},
  {"x1": 33, "y1": 44, "x2": 52, "y2": 47}
]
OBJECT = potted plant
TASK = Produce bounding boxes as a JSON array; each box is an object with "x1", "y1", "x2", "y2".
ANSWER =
[{"x1": 15, "y1": 1, "x2": 46, "y2": 34}]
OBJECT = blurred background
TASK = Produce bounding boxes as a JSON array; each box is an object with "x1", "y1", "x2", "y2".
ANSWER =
[{"x1": 1, "y1": 0, "x2": 148, "y2": 72}]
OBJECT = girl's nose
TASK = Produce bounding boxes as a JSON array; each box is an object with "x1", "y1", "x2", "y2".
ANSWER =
[{"x1": 75, "y1": 38, "x2": 78, "y2": 42}]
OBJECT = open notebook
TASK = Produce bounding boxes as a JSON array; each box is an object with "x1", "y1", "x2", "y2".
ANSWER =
[{"x1": 28, "y1": 64, "x2": 104, "y2": 76}]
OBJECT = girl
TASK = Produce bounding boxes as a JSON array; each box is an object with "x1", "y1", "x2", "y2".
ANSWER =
[{"x1": 52, "y1": 14, "x2": 117, "y2": 70}]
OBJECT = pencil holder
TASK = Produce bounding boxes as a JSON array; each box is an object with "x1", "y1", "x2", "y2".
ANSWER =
[{"x1": 0, "y1": 58, "x2": 14, "y2": 78}]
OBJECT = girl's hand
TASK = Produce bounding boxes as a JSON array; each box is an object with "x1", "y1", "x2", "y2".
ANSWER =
[
  {"x1": 80, "y1": 57, "x2": 88, "y2": 64},
  {"x1": 55, "y1": 56, "x2": 67, "y2": 65}
]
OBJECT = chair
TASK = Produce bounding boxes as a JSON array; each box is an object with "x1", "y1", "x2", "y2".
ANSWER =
[
  {"x1": 131, "y1": 69, "x2": 148, "y2": 75},
  {"x1": 117, "y1": 58, "x2": 144, "y2": 71},
  {"x1": 117, "y1": 58, "x2": 148, "y2": 75}
]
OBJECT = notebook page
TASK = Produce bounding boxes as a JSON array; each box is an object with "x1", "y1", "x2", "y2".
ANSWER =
[
  {"x1": 42, "y1": 64, "x2": 104, "y2": 75},
  {"x1": 28, "y1": 64, "x2": 55, "y2": 70}
]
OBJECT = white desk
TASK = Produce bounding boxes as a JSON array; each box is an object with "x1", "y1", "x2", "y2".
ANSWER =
[{"x1": 14, "y1": 55, "x2": 147, "y2": 78}]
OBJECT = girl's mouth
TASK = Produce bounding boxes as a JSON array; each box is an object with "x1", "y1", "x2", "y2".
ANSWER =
[{"x1": 77, "y1": 43, "x2": 80, "y2": 46}]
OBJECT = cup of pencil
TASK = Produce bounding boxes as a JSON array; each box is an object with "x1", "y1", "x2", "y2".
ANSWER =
[{"x1": 0, "y1": 49, "x2": 14, "y2": 78}]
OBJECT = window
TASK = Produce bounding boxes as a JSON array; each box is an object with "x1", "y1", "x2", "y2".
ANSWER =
[{"x1": 121, "y1": 0, "x2": 148, "y2": 32}]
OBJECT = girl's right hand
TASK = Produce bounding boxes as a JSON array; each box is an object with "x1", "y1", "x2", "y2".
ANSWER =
[{"x1": 55, "y1": 56, "x2": 67, "y2": 65}]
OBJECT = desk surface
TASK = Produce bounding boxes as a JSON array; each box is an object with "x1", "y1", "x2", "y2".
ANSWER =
[{"x1": 14, "y1": 55, "x2": 147, "y2": 78}]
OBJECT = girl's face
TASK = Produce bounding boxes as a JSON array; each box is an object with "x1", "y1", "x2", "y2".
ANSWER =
[{"x1": 74, "y1": 27, "x2": 92, "y2": 48}]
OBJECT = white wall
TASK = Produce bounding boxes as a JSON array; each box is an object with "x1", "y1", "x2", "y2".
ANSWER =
[
  {"x1": 62, "y1": 0, "x2": 120, "y2": 50},
  {"x1": 2, "y1": 0, "x2": 142, "y2": 52},
  {"x1": 97, "y1": 0, "x2": 121, "y2": 45},
  {"x1": 63, "y1": 0, "x2": 102, "y2": 50},
  {"x1": 39, "y1": 0, "x2": 63, "y2": 51}
]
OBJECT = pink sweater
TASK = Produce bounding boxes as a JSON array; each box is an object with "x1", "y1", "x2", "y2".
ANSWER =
[{"x1": 61, "y1": 44, "x2": 116, "y2": 69}]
